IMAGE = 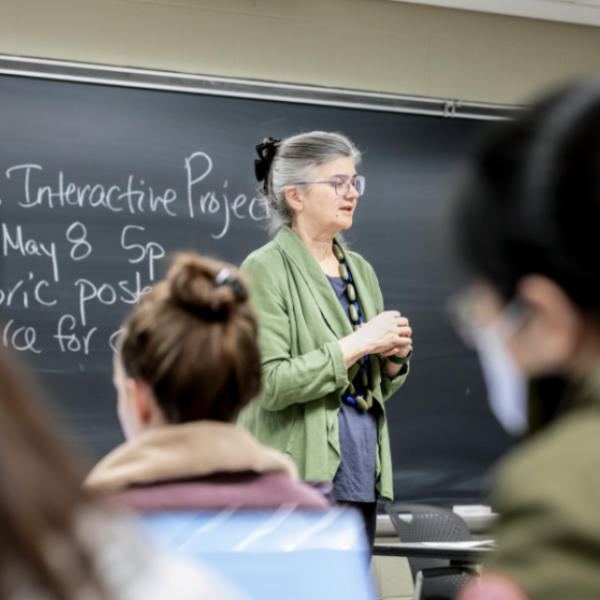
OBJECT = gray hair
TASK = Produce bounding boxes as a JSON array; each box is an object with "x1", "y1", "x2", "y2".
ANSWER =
[{"x1": 260, "y1": 131, "x2": 362, "y2": 236}]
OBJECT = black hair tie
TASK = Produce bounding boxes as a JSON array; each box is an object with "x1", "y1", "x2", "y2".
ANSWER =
[
  {"x1": 215, "y1": 268, "x2": 248, "y2": 301},
  {"x1": 254, "y1": 137, "x2": 281, "y2": 193}
]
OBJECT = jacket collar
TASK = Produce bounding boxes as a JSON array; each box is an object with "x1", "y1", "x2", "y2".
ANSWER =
[
  {"x1": 274, "y1": 226, "x2": 376, "y2": 340},
  {"x1": 84, "y1": 421, "x2": 298, "y2": 493},
  {"x1": 528, "y1": 365, "x2": 600, "y2": 435}
]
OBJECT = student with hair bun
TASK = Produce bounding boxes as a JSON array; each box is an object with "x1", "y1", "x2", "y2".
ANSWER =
[{"x1": 85, "y1": 253, "x2": 328, "y2": 511}]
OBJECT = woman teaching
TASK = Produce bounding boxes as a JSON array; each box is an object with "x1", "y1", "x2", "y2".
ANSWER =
[{"x1": 238, "y1": 131, "x2": 412, "y2": 547}]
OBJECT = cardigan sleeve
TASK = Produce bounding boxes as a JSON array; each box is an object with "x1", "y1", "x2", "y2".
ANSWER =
[
  {"x1": 380, "y1": 363, "x2": 409, "y2": 401},
  {"x1": 242, "y1": 251, "x2": 349, "y2": 412}
]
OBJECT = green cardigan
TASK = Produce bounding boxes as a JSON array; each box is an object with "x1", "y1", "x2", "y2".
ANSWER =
[{"x1": 238, "y1": 226, "x2": 408, "y2": 500}]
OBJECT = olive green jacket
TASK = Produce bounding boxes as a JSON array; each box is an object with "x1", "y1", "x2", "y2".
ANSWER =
[
  {"x1": 237, "y1": 226, "x2": 408, "y2": 500},
  {"x1": 486, "y1": 367, "x2": 600, "y2": 600}
]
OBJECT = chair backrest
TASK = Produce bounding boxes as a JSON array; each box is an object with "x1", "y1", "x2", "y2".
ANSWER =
[{"x1": 385, "y1": 503, "x2": 472, "y2": 599}]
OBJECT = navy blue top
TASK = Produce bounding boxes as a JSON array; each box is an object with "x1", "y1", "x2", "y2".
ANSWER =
[{"x1": 326, "y1": 275, "x2": 379, "y2": 503}]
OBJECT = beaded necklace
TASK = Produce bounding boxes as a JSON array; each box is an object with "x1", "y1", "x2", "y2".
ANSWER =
[{"x1": 333, "y1": 241, "x2": 374, "y2": 412}]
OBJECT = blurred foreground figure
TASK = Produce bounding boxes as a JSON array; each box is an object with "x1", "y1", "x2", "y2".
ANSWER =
[
  {"x1": 0, "y1": 344, "x2": 241, "y2": 600},
  {"x1": 454, "y1": 81, "x2": 600, "y2": 600},
  {"x1": 85, "y1": 253, "x2": 328, "y2": 511}
]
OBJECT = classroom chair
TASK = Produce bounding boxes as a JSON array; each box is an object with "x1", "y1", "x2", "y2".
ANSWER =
[{"x1": 385, "y1": 504, "x2": 477, "y2": 600}]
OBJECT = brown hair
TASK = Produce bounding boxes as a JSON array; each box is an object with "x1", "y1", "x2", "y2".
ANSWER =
[
  {"x1": 119, "y1": 253, "x2": 261, "y2": 424},
  {"x1": 0, "y1": 345, "x2": 105, "y2": 600}
]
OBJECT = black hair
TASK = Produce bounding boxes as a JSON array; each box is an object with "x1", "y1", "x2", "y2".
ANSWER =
[{"x1": 455, "y1": 80, "x2": 600, "y2": 308}]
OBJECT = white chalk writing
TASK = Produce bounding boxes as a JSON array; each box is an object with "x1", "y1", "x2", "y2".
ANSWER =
[{"x1": 0, "y1": 150, "x2": 267, "y2": 357}]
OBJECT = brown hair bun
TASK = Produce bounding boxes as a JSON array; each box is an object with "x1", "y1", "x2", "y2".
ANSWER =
[
  {"x1": 119, "y1": 253, "x2": 261, "y2": 424},
  {"x1": 168, "y1": 255, "x2": 246, "y2": 322}
]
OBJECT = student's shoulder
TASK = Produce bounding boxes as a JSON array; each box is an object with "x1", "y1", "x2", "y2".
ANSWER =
[
  {"x1": 494, "y1": 408, "x2": 600, "y2": 508},
  {"x1": 488, "y1": 411, "x2": 600, "y2": 598}
]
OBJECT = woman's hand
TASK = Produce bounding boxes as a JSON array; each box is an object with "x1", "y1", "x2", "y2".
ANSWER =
[
  {"x1": 382, "y1": 319, "x2": 412, "y2": 378},
  {"x1": 339, "y1": 311, "x2": 412, "y2": 369}
]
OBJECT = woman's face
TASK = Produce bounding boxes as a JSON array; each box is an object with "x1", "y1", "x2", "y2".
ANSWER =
[{"x1": 291, "y1": 156, "x2": 359, "y2": 237}]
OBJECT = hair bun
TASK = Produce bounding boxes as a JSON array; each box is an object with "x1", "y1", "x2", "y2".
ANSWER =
[
  {"x1": 254, "y1": 137, "x2": 281, "y2": 192},
  {"x1": 167, "y1": 254, "x2": 245, "y2": 322}
]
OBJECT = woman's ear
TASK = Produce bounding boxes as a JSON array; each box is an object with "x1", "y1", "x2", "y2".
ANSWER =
[
  {"x1": 127, "y1": 378, "x2": 164, "y2": 428},
  {"x1": 126, "y1": 378, "x2": 150, "y2": 425},
  {"x1": 510, "y1": 275, "x2": 583, "y2": 376},
  {"x1": 284, "y1": 186, "x2": 304, "y2": 214}
]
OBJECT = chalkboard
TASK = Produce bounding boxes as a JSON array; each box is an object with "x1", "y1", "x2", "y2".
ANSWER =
[{"x1": 0, "y1": 67, "x2": 512, "y2": 505}]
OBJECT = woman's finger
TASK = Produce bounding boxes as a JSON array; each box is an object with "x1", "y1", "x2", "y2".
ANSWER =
[
  {"x1": 380, "y1": 347, "x2": 400, "y2": 357},
  {"x1": 388, "y1": 325, "x2": 410, "y2": 337}
]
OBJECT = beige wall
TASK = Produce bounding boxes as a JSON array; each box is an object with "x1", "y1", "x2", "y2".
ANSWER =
[{"x1": 1, "y1": 0, "x2": 600, "y2": 105}]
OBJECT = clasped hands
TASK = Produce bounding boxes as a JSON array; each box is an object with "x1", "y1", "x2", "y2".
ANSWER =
[{"x1": 339, "y1": 310, "x2": 412, "y2": 369}]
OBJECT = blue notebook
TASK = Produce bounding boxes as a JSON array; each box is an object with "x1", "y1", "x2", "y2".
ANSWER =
[{"x1": 140, "y1": 507, "x2": 376, "y2": 600}]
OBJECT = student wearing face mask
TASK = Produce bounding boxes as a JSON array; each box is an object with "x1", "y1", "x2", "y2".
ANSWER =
[{"x1": 453, "y1": 81, "x2": 600, "y2": 600}]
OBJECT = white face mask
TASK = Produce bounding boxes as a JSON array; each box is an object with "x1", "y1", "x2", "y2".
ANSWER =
[{"x1": 471, "y1": 306, "x2": 529, "y2": 437}]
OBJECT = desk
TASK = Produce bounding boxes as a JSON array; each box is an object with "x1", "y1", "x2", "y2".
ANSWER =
[
  {"x1": 373, "y1": 542, "x2": 492, "y2": 563},
  {"x1": 373, "y1": 543, "x2": 491, "y2": 597}
]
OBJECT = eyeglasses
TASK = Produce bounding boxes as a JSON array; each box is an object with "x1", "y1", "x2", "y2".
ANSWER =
[{"x1": 294, "y1": 174, "x2": 366, "y2": 197}]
